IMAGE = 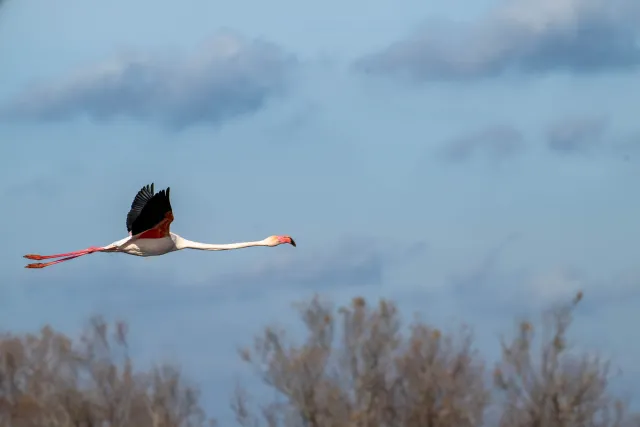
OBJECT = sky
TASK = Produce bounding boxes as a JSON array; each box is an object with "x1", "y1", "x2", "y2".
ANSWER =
[{"x1": 1, "y1": 0, "x2": 640, "y2": 421}]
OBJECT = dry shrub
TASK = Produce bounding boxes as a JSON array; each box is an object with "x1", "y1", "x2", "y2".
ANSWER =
[
  {"x1": 234, "y1": 296, "x2": 488, "y2": 427},
  {"x1": 234, "y1": 292, "x2": 640, "y2": 427},
  {"x1": 0, "y1": 316, "x2": 216, "y2": 427},
  {"x1": 0, "y1": 291, "x2": 636, "y2": 427},
  {"x1": 494, "y1": 292, "x2": 640, "y2": 427}
]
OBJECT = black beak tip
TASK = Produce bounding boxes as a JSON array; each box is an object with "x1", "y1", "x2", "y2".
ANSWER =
[{"x1": 290, "y1": 238, "x2": 296, "y2": 247}]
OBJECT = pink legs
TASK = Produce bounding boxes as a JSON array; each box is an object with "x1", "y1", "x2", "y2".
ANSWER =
[{"x1": 24, "y1": 246, "x2": 104, "y2": 269}]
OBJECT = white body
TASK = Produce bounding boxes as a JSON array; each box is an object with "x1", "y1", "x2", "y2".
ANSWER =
[{"x1": 107, "y1": 234, "x2": 179, "y2": 257}]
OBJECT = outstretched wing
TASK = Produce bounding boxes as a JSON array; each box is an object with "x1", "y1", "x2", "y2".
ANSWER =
[{"x1": 126, "y1": 183, "x2": 174, "y2": 237}]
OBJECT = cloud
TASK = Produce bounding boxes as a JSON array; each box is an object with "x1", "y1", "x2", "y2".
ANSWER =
[
  {"x1": 447, "y1": 233, "x2": 521, "y2": 292},
  {"x1": 545, "y1": 114, "x2": 609, "y2": 153},
  {"x1": 2, "y1": 32, "x2": 297, "y2": 129},
  {"x1": 441, "y1": 232, "x2": 640, "y2": 318},
  {"x1": 526, "y1": 267, "x2": 585, "y2": 304},
  {"x1": 437, "y1": 125, "x2": 525, "y2": 162},
  {"x1": 207, "y1": 235, "x2": 427, "y2": 294},
  {"x1": 613, "y1": 132, "x2": 640, "y2": 160},
  {"x1": 354, "y1": 0, "x2": 640, "y2": 81}
]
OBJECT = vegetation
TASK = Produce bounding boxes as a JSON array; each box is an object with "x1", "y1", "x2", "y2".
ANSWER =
[{"x1": 0, "y1": 291, "x2": 637, "y2": 427}]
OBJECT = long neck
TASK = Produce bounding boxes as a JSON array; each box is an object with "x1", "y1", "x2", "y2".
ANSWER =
[{"x1": 177, "y1": 237, "x2": 268, "y2": 251}]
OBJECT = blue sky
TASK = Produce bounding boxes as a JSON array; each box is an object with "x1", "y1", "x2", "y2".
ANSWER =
[{"x1": 2, "y1": 0, "x2": 640, "y2": 421}]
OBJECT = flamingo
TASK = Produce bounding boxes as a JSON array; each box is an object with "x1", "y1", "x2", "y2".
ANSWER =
[{"x1": 24, "y1": 183, "x2": 296, "y2": 269}]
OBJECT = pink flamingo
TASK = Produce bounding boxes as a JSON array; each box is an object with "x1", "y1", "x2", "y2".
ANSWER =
[{"x1": 24, "y1": 183, "x2": 296, "y2": 269}]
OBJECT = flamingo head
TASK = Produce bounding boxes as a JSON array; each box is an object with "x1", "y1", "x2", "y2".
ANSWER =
[{"x1": 266, "y1": 235, "x2": 296, "y2": 247}]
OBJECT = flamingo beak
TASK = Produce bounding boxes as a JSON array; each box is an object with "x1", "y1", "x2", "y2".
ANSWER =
[{"x1": 276, "y1": 235, "x2": 296, "y2": 247}]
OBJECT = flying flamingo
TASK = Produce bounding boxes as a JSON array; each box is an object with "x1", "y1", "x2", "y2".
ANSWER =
[{"x1": 24, "y1": 183, "x2": 296, "y2": 269}]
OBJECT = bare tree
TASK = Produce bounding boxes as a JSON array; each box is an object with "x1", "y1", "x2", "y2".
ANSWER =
[
  {"x1": 0, "y1": 291, "x2": 637, "y2": 427},
  {"x1": 0, "y1": 316, "x2": 216, "y2": 427},
  {"x1": 234, "y1": 295, "x2": 489, "y2": 427},
  {"x1": 494, "y1": 292, "x2": 640, "y2": 427},
  {"x1": 234, "y1": 293, "x2": 640, "y2": 427}
]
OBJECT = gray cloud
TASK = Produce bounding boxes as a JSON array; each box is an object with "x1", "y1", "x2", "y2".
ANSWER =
[
  {"x1": 354, "y1": 0, "x2": 640, "y2": 81},
  {"x1": 447, "y1": 233, "x2": 521, "y2": 292},
  {"x1": 210, "y1": 236, "x2": 427, "y2": 295},
  {"x1": 438, "y1": 125, "x2": 525, "y2": 162},
  {"x1": 545, "y1": 114, "x2": 609, "y2": 153},
  {"x1": 441, "y1": 233, "x2": 640, "y2": 318},
  {"x1": 613, "y1": 132, "x2": 640, "y2": 160},
  {"x1": 2, "y1": 32, "x2": 297, "y2": 129}
]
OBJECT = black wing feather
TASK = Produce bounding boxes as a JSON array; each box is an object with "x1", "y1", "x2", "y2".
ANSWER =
[
  {"x1": 125, "y1": 183, "x2": 173, "y2": 235},
  {"x1": 126, "y1": 183, "x2": 155, "y2": 232}
]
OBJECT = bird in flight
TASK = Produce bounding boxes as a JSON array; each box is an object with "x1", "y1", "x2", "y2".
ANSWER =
[{"x1": 24, "y1": 183, "x2": 296, "y2": 269}]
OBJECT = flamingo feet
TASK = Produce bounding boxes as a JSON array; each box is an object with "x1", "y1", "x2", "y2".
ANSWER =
[{"x1": 25, "y1": 262, "x2": 46, "y2": 269}]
